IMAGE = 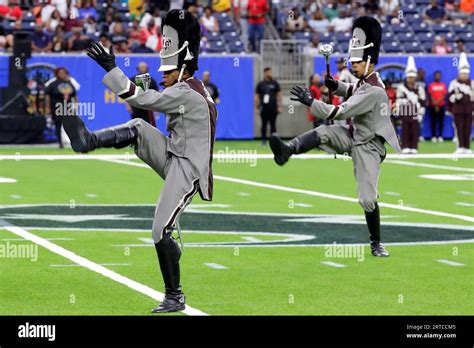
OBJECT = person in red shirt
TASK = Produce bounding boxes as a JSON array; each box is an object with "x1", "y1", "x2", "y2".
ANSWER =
[
  {"x1": 428, "y1": 70, "x2": 448, "y2": 142},
  {"x1": 307, "y1": 73, "x2": 322, "y2": 127},
  {"x1": 247, "y1": 0, "x2": 269, "y2": 52}
]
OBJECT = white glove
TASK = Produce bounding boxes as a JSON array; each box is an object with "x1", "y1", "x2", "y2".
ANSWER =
[{"x1": 417, "y1": 115, "x2": 423, "y2": 123}]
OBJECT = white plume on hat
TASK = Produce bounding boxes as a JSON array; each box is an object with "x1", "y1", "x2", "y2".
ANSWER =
[
  {"x1": 458, "y1": 52, "x2": 470, "y2": 74},
  {"x1": 405, "y1": 56, "x2": 417, "y2": 78}
]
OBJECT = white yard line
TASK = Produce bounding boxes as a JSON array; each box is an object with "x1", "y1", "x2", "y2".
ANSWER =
[
  {"x1": 99, "y1": 158, "x2": 474, "y2": 224},
  {"x1": 50, "y1": 263, "x2": 131, "y2": 267},
  {"x1": 384, "y1": 160, "x2": 474, "y2": 172},
  {"x1": 321, "y1": 261, "x2": 347, "y2": 268},
  {"x1": 3, "y1": 237, "x2": 75, "y2": 241},
  {"x1": 436, "y1": 259, "x2": 465, "y2": 267},
  {"x1": 203, "y1": 263, "x2": 228, "y2": 270},
  {"x1": 1, "y1": 153, "x2": 474, "y2": 160},
  {"x1": 0, "y1": 220, "x2": 208, "y2": 316},
  {"x1": 455, "y1": 202, "x2": 474, "y2": 207}
]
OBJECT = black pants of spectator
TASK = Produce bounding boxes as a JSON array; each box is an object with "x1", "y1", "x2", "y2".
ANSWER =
[
  {"x1": 454, "y1": 112, "x2": 472, "y2": 149},
  {"x1": 261, "y1": 111, "x2": 277, "y2": 141},
  {"x1": 401, "y1": 116, "x2": 419, "y2": 149},
  {"x1": 52, "y1": 115, "x2": 63, "y2": 148},
  {"x1": 429, "y1": 106, "x2": 445, "y2": 138}
]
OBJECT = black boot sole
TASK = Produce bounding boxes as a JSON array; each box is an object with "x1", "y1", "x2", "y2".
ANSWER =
[
  {"x1": 62, "y1": 116, "x2": 94, "y2": 153},
  {"x1": 151, "y1": 304, "x2": 185, "y2": 313},
  {"x1": 269, "y1": 135, "x2": 290, "y2": 166}
]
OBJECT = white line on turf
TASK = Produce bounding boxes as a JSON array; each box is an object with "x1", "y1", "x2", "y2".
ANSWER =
[
  {"x1": 3, "y1": 237, "x2": 75, "y2": 241},
  {"x1": 99, "y1": 159, "x2": 474, "y2": 223},
  {"x1": 457, "y1": 191, "x2": 473, "y2": 195},
  {"x1": 384, "y1": 160, "x2": 474, "y2": 172},
  {"x1": 321, "y1": 261, "x2": 346, "y2": 268},
  {"x1": 0, "y1": 177, "x2": 17, "y2": 183},
  {"x1": 50, "y1": 263, "x2": 131, "y2": 267},
  {"x1": 436, "y1": 259, "x2": 465, "y2": 267},
  {"x1": 241, "y1": 236, "x2": 262, "y2": 243},
  {"x1": 1, "y1": 153, "x2": 474, "y2": 160},
  {"x1": 0, "y1": 220, "x2": 208, "y2": 316},
  {"x1": 204, "y1": 263, "x2": 228, "y2": 270},
  {"x1": 455, "y1": 202, "x2": 474, "y2": 207}
]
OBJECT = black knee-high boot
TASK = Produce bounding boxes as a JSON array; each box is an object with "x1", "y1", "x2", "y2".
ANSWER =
[
  {"x1": 269, "y1": 129, "x2": 321, "y2": 165},
  {"x1": 365, "y1": 203, "x2": 389, "y2": 257},
  {"x1": 364, "y1": 202, "x2": 381, "y2": 243},
  {"x1": 152, "y1": 232, "x2": 185, "y2": 313},
  {"x1": 62, "y1": 115, "x2": 138, "y2": 153}
]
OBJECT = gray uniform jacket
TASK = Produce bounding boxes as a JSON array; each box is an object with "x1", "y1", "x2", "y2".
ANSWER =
[
  {"x1": 103, "y1": 67, "x2": 218, "y2": 201},
  {"x1": 310, "y1": 72, "x2": 401, "y2": 153}
]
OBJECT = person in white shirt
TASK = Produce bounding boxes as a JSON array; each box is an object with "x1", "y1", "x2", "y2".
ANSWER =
[{"x1": 200, "y1": 6, "x2": 219, "y2": 33}]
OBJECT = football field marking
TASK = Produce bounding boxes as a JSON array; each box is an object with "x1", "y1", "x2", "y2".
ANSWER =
[
  {"x1": 100, "y1": 158, "x2": 474, "y2": 223},
  {"x1": 204, "y1": 263, "x2": 228, "y2": 270},
  {"x1": 384, "y1": 160, "x2": 474, "y2": 172},
  {"x1": 0, "y1": 177, "x2": 17, "y2": 183},
  {"x1": 436, "y1": 259, "x2": 465, "y2": 267},
  {"x1": 321, "y1": 261, "x2": 346, "y2": 268},
  {"x1": 50, "y1": 263, "x2": 131, "y2": 267},
  {"x1": 0, "y1": 220, "x2": 208, "y2": 316}
]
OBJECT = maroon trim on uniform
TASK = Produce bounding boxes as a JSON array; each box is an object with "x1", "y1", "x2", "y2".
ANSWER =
[
  {"x1": 347, "y1": 85, "x2": 354, "y2": 98},
  {"x1": 185, "y1": 78, "x2": 217, "y2": 201},
  {"x1": 118, "y1": 82, "x2": 136, "y2": 100},
  {"x1": 327, "y1": 106, "x2": 339, "y2": 121},
  {"x1": 162, "y1": 179, "x2": 199, "y2": 235}
]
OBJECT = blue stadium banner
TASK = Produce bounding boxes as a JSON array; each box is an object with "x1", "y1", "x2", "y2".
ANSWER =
[{"x1": 0, "y1": 54, "x2": 255, "y2": 139}]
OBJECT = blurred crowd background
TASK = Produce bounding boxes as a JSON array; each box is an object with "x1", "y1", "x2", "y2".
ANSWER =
[{"x1": 0, "y1": 0, "x2": 473, "y2": 55}]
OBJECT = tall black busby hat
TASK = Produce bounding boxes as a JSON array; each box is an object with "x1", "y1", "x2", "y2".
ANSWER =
[
  {"x1": 158, "y1": 9, "x2": 201, "y2": 74},
  {"x1": 348, "y1": 16, "x2": 382, "y2": 65}
]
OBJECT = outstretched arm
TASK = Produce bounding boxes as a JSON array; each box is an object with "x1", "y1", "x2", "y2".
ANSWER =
[
  {"x1": 310, "y1": 86, "x2": 385, "y2": 121},
  {"x1": 86, "y1": 41, "x2": 184, "y2": 113}
]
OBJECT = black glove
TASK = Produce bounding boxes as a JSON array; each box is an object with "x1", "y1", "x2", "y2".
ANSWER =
[
  {"x1": 290, "y1": 85, "x2": 313, "y2": 107},
  {"x1": 86, "y1": 41, "x2": 116, "y2": 72},
  {"x1": 324, "y1": 76, "x2": 338, "y2": 91}
]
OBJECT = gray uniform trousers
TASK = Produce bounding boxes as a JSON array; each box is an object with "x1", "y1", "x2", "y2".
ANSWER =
[
  {"x1": 316, "y1": 125, "x2": 386, "y2": 212},
  {"x1": 129, "y1": 118, "x2": 200, "y2": 243}
]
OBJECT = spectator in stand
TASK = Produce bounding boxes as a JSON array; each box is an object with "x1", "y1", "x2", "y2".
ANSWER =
[
  {"x1": 38, "y1": 0, "x2": 56, "y2": 23},
  {"x1": 303, "y1": 33, "x2": 320, "y2": 55},
  {"x1": 380, "y1": 0, "x2": 399, "y2": 23},
  {"x1": 98, "y1": 32, "x2": 111, "y2": 48},
  {"x1": 307, "y1": 73, "x2": 322, "y2": 128},
  {"x1": 128, "y1": 19, "x2": 142, "y2": 46},
  {"x1": 68, "y1": 27, "x2": 89, "y2": 51},
  {"x1": 308, "y1": 9, "x2": 330, "y2": 34},
  {"x1": 129, "y1": 0, "x2": 145, "y2": 20},
  {"x1": 248, "y1": 0, "x2": 269, "y2": 53},
  {"x1": 200, "y1": 6, "x2": 219, "y2": 33},
  {"x1": 44, "y1": 9, "x2": 62, "y2": 34},
  {"x1": 111, "y1": 22, "x2": 129, "y2": 51},
  {"x1": 52, "y1": 25, "x2": 67, "y2": 52},
  {"x1": 52, "y1": 0, "x2": 68, "y2": 18},
  {"x1": 363, "y1": 0, "x2": 380, "y2": 15},
  {"x1": 131, "y1": 31, "x2": 154, "y2": 53},
  {"x1": 323, "y1": 0, "x2": 339, "y2": 21},
  {"x1": 428, "y1": 70, "x2": 448, "y2": 143},
  {"x1": 335, "y1": 57, "x2": 358, "y2": 84},
  {"x1": 84, "y1": 16, "x2": 98, "y2": 34},
  {"x1": 63, "y1": 5, "x2": 82, "y2": 32},
  {"x1": 99, "y1": 0, "x2": 116, "y2": 22},
  {"x1": 424, "y1": 0, "x2": 447, "y2": 23},
  {"x1": 285, "y1": 7, "x2": 307, "y2": 35},
  {"x1": 236, "y1": 0, "x2": 249, "y2": 52},
  {"x1": 0, "y1": 0, "x2": 23, "y2": 20},
  {"x1": 329, "y1": 6, "x2": 353, "y2": 32},
  {"x1": 140, "y1": 18, "x2": 162, "y2": 51},
  {"x1": 140, "y1": 5, "x2": 162, "y2": 28},
  {"x1": 32, "y1": 23, "x2": 53, "y2": 52},
  {"x1": 432, "y1": 35, "x2": 452, "y2": 54},
  {"x1": 202, "y1": 70, "x2": 220, "y2": 104},
  {"x1": 459, "y1": 0, "x2": 474, "y2": 13},
  {"x1": 454, "y1": 38, "x2": 469, "y2": 53},
  {"x1": 79, "y1": 0, "x2": 98, "y2": 20}
]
